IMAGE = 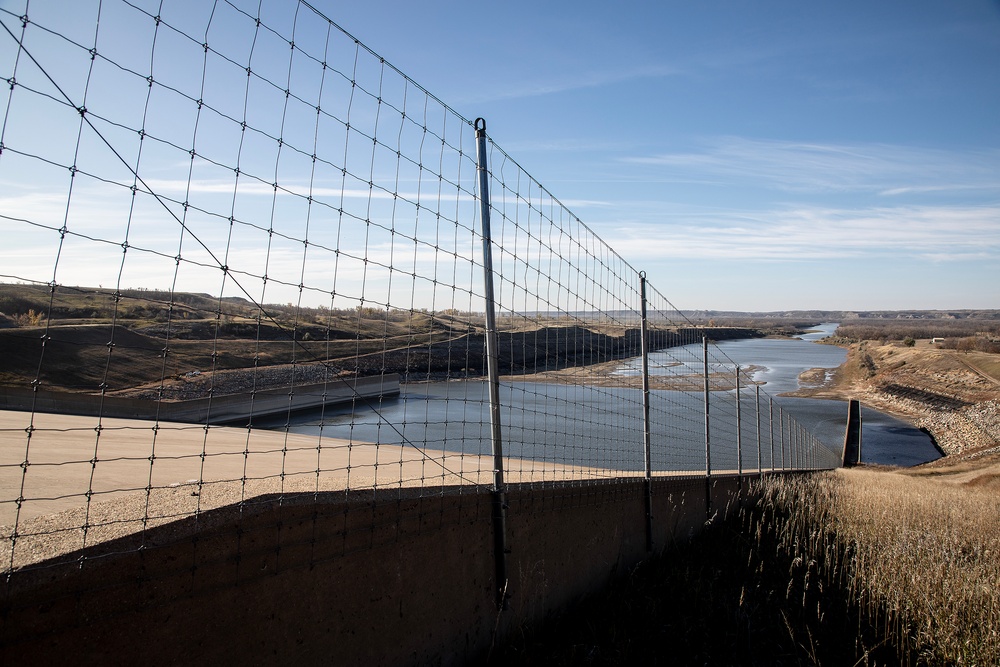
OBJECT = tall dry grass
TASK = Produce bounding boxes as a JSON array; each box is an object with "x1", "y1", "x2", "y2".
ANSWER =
[
  {"x1": 757, "y1": 469, "x2": 1000, "y2": 664},
  {"x1": 495, "y1": 470, "x2": 1000, "y2": 665}
]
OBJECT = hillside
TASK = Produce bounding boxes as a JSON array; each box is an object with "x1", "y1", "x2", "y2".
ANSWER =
[
  {"x1": 788, "y1": 334, "x2": 1000, "y2": 499},
  {"x1": 0, "y1": 283, "x2": 757, "y2": 397}
]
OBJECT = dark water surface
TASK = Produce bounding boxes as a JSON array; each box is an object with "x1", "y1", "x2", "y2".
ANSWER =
[
  {"x1": 271, "y1": 323, "x2": 940, "y2": 469},
  {"x1": 711, "y1": 324, "x2": 940, "y2": 467}
]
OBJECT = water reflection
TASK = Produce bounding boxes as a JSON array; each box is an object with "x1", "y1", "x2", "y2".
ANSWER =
[{"x1": 270, "y1": 323, "x2": 940, "y2": 469}]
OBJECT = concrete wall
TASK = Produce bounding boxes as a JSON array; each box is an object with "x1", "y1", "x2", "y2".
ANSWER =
[
  {"x1": 0, "y1": 475, "x2": 752, "y2": 666},
  {"x1": 0, "y1": 374, "x2": 400, "y2": 424},
  {"x1": 842, "y1": 399, "x2": 862, "y2": 466}
]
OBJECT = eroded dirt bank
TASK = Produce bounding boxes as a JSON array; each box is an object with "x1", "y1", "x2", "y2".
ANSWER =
[{"x1": 789, "y1": 340, "x2": 1000, "y2": 462}]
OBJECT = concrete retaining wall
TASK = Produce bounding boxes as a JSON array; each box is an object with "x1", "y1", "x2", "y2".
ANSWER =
[
  {"x1": 0, "y1": 374, "x2": 400, "y2": 424},
  {"x1": 842, "y1": 398, "x2": 862, "y2": 466},
  {"x1": 0, "y1": 475, "x2": 750, "y2": 665}
]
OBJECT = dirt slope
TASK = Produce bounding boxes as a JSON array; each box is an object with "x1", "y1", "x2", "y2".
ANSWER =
[{"x1": 791, "y1": 341, "x2": 1000, "y2": 471}]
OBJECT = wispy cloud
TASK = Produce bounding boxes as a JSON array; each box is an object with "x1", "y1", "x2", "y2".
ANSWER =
[
  {"x1": 496, "y1": 138, "x2": 633, "y2": 155},
  {"x1": 877, "y1": 184, "x2": 996, "y2": 197},
  {"x1": 456, "y1": 63, "x2": 682, "y2": 105},
  {"x1": 141, "y1": 178, "x2": 613, "y2": 210},
  {"x1": 142, "y1": 178, "x2": 402, "y2": 201},
  {"x1": 623, "y1": 138, "x2": 1000, "y2": 196},
  {"x1": 603, "y1": 204, "x2": 1000, "y2": 261}
]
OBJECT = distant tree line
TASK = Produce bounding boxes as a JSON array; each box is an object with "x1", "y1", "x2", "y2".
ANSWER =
[
  {"x1": 836, "y1": 320, "x2": 1000, "y2": 349},
  {"x1": 940, "y1": 337, "x2": 1000, "y2": 354},
  {"x1": 689, "y1": 317, "x2": 819, "y2": 336}
]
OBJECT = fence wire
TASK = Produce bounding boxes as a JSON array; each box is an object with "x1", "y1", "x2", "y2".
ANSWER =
[{"x1": 0, "y1": 0, "x2": 841, "y2": 577}]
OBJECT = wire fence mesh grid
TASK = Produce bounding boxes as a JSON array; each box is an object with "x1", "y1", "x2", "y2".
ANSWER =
[{"x1": 0, "y1": 0, "x2": 842, "y2": 577}]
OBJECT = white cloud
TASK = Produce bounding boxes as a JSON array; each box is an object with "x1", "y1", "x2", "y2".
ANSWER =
[
  {"x1": 605, "y1": 204, "x2": 1000, "y2": 261},
  {"x1": 139, "y1": 177, "x2": 611, "y2": 211},
  {"x1": 623, "y1": 138, "x2": 1000, "y2": 196},
  {"x1": 141, "y1": 179, "x2": 416, "y2": 201}
]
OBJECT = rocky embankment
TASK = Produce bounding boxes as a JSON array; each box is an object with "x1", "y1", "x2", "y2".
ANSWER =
[{"x1": 793, "y1": 342, "x2": 1000, "y2": 460}]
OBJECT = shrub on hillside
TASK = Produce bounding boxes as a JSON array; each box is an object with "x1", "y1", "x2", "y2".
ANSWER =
[
  {"x1": 8, "y1": 309, "x2": 46, "y2": 327},
  {"x1": 836, "y1": 320, "x2": 1000, "y2": 342},
  {"x1": 944, "y1": 336, "x2": 1000, "y2": 354}
]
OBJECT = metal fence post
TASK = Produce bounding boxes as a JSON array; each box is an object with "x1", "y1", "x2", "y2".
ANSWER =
[
  {"x1": 799, "y1": 426, "x2": 804, "y2": 469},
  {"x1": 794, "y1": 423, "x2": 800, "y2": 469},
  {"x1": 769, "y1": 396, "x2": 775, "y2": 472},
  {"x1": 802, "y1": 432, "x2": 806, "y2": 469},
  {"x1": 795, "y1": 424, "x2": 809, "y2": 468},
  {"x1": 797, "y1": 424, "x2": 803, "y2": 469},
  {"x1": 779, "y1": 405, "x2": 786, "y2": 470},
  {"x1": 639, "y1": 273, "x2": 653, "y2": 551},
  {"x1": 755, "y1": 385, "x2": 762, "y2": 478},
  {"x1": 797, "y1": 424, "x2": 802, "y2": 469},
  {"x1": 703, "y1": 336, "x2": 712, "y2": 516},
  {"x1": 791, "y1": 417, "x2": 797, "y2": 469},
  {"x1": 788, "y1": 418, "x2": 794, "y2": 470},
  {"x1": 735, "y1": 364, "x2": 743, "y2": 484},
  {"x1": 475, "y1": 118, "x2": 509, "y2": 609},
  {"x1": 791, "y1": 422, "x2": 797, "y2": 470}
]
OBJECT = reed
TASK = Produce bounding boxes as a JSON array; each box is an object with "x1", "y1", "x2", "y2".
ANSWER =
[
  {"x1": 495, "y1": 469, "x2": 1000, "y2": 665},
  {"x1": 770, "y1": 468, "x2": 1000, "y2": 665}
]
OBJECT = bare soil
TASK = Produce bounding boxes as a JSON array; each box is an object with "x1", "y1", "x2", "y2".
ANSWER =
[{"x1": 788, "y1": 340, "x2": 1000, "y2": 475}]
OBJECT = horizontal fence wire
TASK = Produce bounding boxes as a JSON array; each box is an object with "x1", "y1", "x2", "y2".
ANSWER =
[{"x1": 0, "y1": 0, "x2": 841, "y2": 577}]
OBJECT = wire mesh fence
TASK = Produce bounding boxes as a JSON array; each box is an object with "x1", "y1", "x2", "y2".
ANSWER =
[{"x1": 0, "y1": 0, "x2": 842, "y2": 580}]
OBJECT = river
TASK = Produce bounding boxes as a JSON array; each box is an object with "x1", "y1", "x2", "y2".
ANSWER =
[
  {"x1": 706, "y1": 323, "x2": 941, "y2": 467},
  {"x1": 267, "y1": 323, "x2": 941, "y2": 471}
]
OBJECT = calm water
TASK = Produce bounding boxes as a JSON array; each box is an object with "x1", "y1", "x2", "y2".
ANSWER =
[
  {"x1": 269, "y1": 323, "x2": 940, "y2": 469},
  {"x1": 709, "y1": 324, "x2": 940, "y2": 466}
]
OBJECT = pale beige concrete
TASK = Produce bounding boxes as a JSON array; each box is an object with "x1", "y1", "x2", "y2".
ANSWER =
[{"x1": 0, "y1": 409, "x2": 622, "y2": 569}]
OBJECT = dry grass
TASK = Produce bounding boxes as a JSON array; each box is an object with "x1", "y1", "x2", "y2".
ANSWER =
[
  {"x1": 787, "y1": 468, "x2": 1000, "y2": 664},
  {"x1": 732, "y1": 469, "x2": 1000, "y2": 664},
  {"x1": 496, "y1": 469, "x2": 1000, "y2": 665}
]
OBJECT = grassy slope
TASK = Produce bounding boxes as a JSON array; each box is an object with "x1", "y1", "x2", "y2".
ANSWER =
[{"x1": 494, "y1": 470, "x2": 1000, "y2": 666}]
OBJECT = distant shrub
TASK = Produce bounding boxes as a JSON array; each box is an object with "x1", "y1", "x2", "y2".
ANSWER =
[
  {"x1": 11, "y1": 309, "x2": 45, "y2": 327},
  {"x1": 903, "y1": 337, "x2": 915, "y2": 347},
  {"x1": 837, "y1": 319, "x2": 1000, "y2": 342},
  {"x1": 943, "y1": 336, "x2": 1000, "y2": 354}
]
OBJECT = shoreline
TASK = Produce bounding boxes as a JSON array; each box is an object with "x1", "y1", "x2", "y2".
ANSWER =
[
  {"x1": 786, "y1": 343, "x2": 1000, "y2": 463},
  {"x1": 501, "y1": 360, "x2": 766, "y2": 392}
]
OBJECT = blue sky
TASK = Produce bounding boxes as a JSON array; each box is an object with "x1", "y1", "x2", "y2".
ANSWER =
[
  {"x1": 327, "y1": 0, "x2": 1000, "y2": 311},
  {"x1": 1, "y1": 0, "x2": 998, "y2": 313}
]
